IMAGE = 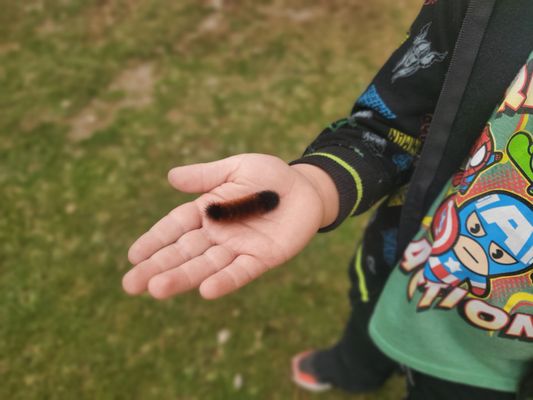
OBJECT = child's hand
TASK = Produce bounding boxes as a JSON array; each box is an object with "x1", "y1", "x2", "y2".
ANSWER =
[{"x1": 122, "y1": 153, "x2": 338, "y2": 299}]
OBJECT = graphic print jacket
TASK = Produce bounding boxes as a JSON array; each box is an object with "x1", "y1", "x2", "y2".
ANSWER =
[{"x1": 291, "y1": 0, "x2": 468, "y2": 229}]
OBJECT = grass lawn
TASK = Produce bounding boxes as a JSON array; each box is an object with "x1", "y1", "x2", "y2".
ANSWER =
[{"x1": 1, "y1": 1, "x2": 419, "y2": 398}]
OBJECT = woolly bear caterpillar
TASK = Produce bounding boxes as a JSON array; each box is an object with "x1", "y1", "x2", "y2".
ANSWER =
[{"x1": 205, "y1": 190, "x2": 280, "y2": 222}]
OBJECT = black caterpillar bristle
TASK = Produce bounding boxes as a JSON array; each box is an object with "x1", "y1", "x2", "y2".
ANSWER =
[
  {"x1": 256, "y1": 190, "x2": 280, "y2": 212},
  {"x1": 205, "y1": 203, "x2": 225, "y2": 221},
  {"x1": 205, "y1": 190, "x2": 280, "y2": 222}
]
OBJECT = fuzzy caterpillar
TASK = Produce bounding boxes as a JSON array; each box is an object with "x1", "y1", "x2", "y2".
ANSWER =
[{"x1": 205, "y1": 190, "x2": 280, "y2": 222}]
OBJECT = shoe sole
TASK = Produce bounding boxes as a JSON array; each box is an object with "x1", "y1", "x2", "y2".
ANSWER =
[{"x1": 291, "y1": 351, "x2": 333, "y2": 393}]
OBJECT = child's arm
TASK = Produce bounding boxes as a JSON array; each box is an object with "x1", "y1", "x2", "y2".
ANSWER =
[
  {"x1": 123, "y1": 1, "x2": 467, "y2": 300},
  {"x1": 292, "y1": 0, "x2": 467, "y2": 230},
  {"x1": 123, "y1": 154, "x2": 339, "y2": 300}
]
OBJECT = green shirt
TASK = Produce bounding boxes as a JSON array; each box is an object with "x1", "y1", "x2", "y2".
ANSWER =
[{"x1": 370, "y1": 51, "x2": 533, "y2": 392}]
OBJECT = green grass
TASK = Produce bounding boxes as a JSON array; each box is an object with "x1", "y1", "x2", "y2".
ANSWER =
[{"x1": 0, "y1": 1, "x2": 419, "y2": 398}]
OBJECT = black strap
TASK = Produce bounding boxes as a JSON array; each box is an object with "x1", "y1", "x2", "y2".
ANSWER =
[{"x1": 397, "y1": 0, "x2": 495, "y2": 253}]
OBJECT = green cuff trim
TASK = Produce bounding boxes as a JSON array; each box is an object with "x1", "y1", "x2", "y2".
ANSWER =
[
  {"x1": 355, "y1": 244, "x2": 369, "y2": 303},
  {"x1": 303, "y1": 152, "x2": 363, "y2": 216}
]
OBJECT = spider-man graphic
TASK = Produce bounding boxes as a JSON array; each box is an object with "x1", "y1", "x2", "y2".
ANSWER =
[{"x1": 453, "y1": 125, "x2": 503, "y2": 194}]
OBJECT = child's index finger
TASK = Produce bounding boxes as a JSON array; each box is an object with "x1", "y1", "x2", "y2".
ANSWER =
[{"x1": 128, "y1": 201, "x2": 202, "y2": 265}]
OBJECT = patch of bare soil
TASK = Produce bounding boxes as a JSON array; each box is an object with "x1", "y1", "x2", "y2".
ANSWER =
[
  {"x1": 68, "y1": 63, "x2": 155, "y2": 141},
  {"x1": 257, "y1": 5, "x2": 325, "y2": 22},
  {"x1": 86, "y1": 0, "x2": 141, "y2": 42}
]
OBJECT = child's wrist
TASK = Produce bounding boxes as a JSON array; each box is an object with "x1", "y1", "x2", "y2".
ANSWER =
[{"x1": 290, "y1": 163, "x2": 340, "y2": 228}]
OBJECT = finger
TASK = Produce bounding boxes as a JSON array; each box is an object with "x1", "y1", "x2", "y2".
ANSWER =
[
  {"x1": 122, "y1": 229, "x2": 212, "y2": 295},
  {"x1": 147, "y1": 245, "x2": 235, "y2": 299},
  {"x1": 167, "y1": 156, "x2": 240, "y2": 194},
  {"x1": 128, "y1": 201, "x2": 202, "y2": 265},
  {"x1": 199, "y1": 255, "x2": 267, "y2": 299}
]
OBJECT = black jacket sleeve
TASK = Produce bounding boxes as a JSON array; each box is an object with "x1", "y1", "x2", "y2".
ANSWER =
[{"x1": 290, "y1": 0, "x2": 468, "y2": 231}]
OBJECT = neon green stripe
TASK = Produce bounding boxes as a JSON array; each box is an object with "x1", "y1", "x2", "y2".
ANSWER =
[
  {"x1": 304, "y1": 152, "x2": 363, "y2": 216},
  {"x1": 355, "y1": 245, "x2": 369, "y2": 303}
]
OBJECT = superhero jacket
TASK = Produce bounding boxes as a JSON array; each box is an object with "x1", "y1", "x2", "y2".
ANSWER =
[{"x1": 291, "y1": 0, "x2": 533, "y2": 253}]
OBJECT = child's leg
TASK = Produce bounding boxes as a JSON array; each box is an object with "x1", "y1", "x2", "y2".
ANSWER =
[
  {"x1": 310, "y1": 286, "x2": 398, "y2": 391},
  {"x1": 405, "y1": 369, "x2": 516, "y2": 400},
  {"x1": 296, "y1": 199, "x2": 403, "y2": 392}
]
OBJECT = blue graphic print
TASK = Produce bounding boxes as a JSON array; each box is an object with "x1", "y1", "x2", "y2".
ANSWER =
[{"x1": 356, "y1": 84, "x2": 397, "y2": 120}]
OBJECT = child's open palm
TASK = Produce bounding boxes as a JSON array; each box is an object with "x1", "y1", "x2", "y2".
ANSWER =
[{"x1": 122, "y1": 153, "x2": 333, "y2": 299}]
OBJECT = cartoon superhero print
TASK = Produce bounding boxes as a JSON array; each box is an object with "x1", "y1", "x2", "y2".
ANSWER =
[
  {"x1": 395, "y1": 55, "x2": 533, "y2": 341},
  {"x1": 507, "y1": 130, "x2": 533, "y2": 195},
  {"x1": 423, "y1": 192, "x2": 533, "y2": 297},
  {"x1": 452, "y1": 124, "x2": 503, "y2": 194}
]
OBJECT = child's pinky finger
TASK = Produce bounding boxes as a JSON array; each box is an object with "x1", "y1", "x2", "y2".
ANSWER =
[{"x1": 199, "y1": 255, "x2": 267, "y2": 300}]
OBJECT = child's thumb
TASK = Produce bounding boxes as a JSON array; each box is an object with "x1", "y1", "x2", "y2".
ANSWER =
[{"x1": 167, "y1": 155, "x2": 240, "y2": 193}]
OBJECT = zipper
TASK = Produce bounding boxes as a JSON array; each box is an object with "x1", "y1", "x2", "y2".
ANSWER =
[{"x1": 441, "y1": 0, "x2": 476, "y2": 106}]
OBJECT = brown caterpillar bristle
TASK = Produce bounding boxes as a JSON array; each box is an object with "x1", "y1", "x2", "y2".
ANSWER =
[{"x1": 205, "y1": 190, "x2": 280, "y2": 222}]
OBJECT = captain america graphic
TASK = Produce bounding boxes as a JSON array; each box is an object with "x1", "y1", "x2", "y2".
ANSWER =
[{"x1": 423, "y1": 192, "x2": 533, "y2": 296}]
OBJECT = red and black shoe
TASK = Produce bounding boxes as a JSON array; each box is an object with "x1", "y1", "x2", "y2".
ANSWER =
[{"x1": 291, "y1": 350, "x2": 332, "y2": 393}]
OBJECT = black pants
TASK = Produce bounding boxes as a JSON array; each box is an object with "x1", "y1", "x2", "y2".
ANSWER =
[{"x1": 312, "y1": 198, "x2": 518, "y2": 400}]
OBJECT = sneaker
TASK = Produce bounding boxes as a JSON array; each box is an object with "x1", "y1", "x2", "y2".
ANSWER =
[{"x1": 291, "y1": 350, "x2": 332, "y2": 393}]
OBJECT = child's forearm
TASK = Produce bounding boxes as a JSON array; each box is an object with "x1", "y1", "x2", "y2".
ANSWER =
[{"x1": 290, "y1": 163, "x2": 339, "y2": 229}]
